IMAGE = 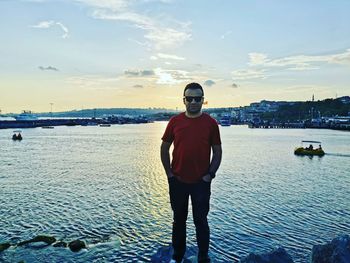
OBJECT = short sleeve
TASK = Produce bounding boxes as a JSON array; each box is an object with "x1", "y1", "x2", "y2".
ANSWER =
[
  {"x1": 210, "y1": 121, "x2": 221, "y2": 145},
  {"x1": 161, "y1": 118, "x2": 175, "y2": 143}
]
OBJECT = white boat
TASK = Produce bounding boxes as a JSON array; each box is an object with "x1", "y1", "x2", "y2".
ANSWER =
[{"x1": 14, "y1": 111, "x2": 38, "y2": 121}]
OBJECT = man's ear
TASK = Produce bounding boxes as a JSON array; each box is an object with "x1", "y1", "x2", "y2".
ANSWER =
[{"x1": 183, "y1": 98, "x2": 186, "y2": 104}]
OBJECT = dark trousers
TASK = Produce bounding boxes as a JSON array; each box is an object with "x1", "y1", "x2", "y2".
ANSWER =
[{"x1": 168, "y1": 177, "x2": 211, "y2": 263}]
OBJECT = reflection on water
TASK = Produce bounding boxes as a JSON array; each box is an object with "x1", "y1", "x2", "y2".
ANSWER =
[{"x1": 0, "y1": 123, "x2": 349, "y2": 262}]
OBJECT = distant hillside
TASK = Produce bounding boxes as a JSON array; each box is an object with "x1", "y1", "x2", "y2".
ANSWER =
[
  {"x1": 10, "y1": 108, "x2": 178, "y2": 118},
  {"x1": 261, "y1": 96, "x2": 350, "y2": 121}
]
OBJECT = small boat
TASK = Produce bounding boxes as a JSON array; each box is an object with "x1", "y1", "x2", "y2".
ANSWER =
[
  {"x1": 12, "y1": 130, "x2": 23, "y2": 141},
  {"x1": 294, "y1": 140, "x2": 325, "y2": 156},
  {"x1": 42, "y1": 126, "x2": 54, "y2": 129},
  {"x1": 219, "y1": 115, "x2": 231, "y2": 127},
  {"x1": 99, "y1": 124, "x2": 111, "y2": 127}
]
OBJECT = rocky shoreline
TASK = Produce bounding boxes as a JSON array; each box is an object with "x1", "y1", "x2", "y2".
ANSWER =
[
  {"x1": 0, "y1": 235, "x2": 86, "y2": 253},
  {"x1": 1, "y1": 234, "x2": 349, "y2": 262},
  {"x1": 240, "y1": 235, "x2": 350, "y2": 263}
]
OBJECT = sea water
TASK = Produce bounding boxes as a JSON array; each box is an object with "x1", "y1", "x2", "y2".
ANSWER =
[{"x1": 0, "y1": 123, "x2": 349, "y2": 262}]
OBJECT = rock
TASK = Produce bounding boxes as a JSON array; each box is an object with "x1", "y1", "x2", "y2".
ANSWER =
[
  {"x1": 240, "y1": 247, "x2": 294, "y2": 263},
  {"x1": 312, "y1": 235, "x2": 350, "y2": 263},
  {"x1": 53, "y1": 241, "x2": 68, "y2": 248},
  {"x1": 68, "y1": 240, "x2": 86, "y2": 252},
  {"x1": 17, "y1": 235, "x2": 56, "y2": 246},
  {"x1": 0, "y1": 242, "x2": 11, "y2": 252},
  {"x1": 151, "y1": 245, "x2": 199, "y2": 262}
]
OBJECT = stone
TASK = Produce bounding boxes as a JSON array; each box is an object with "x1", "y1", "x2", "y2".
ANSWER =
[
  {"x1": 17, "y1": 235, "x2": 56, "y2": 246},
  {"x1": 151, "y1": 245, "x2": 204, "y2": 262},
  {"x1": 53, "y1": 241, "x2": 68, "y2": 248},
  {"x1": 68, "y1": 240, "x2": 86, "y2": 252},
  {"x1": 312, "y1": 235, "x2": 350, "y2": 263},
  {"x1": 240, "y1": 247, "x2": 294, "y2": 263},
  {"x1": 0, "y1": 242, "x2": 11, "y2": 252}
]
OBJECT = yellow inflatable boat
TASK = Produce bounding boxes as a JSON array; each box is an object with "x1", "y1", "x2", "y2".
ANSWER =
[{"x1": 294, "y1": 140, "x2": 325, "y2": 156}]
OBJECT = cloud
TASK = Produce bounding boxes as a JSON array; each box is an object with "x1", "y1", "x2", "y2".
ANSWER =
[
  {"x1": 133, "y1": 84, "x2": 144, "y2": 88},
  {"x1": 154, "y1": 68, "x2": 191, "y2": 84},
  {"x1": 248, "y1": 49, "x2": 350, "y2": 70},
  {"x1": 232, "y1": 69, "x2": 266, "y2": 80},
  {"x1": 86, "y1": 3, "x2": 191, "y2": 49},
  {"x1": 39, "y1": 66, "x2": 59, "y2": 71},
  {"x1": 329, "y1": 49, "x2": 350, "y2": 65},
  {"x1": 124, "y1": 69, "x2": 155, "y2": 77},
  {"x1": 203, "y1": 80, "x2": 215, "y2": 86},
  {"x1": 248, "y1": 53, "x2": 269, "y2": 66},
  {"x1": 232, "y1": 83, "x2": 238, "y2": 88},
  {"x1": 30, "y1": 20, "x2": 69, "y2": 38},
  {"x1": 30, "y1": 20, "x2": 55, "y2": 28},
  {"x1": 144, "y1": 26, "x2": 191, "y2": 50},
  {"x1": 156, "y1": 53, "x2": 186, "y2": 60},
  {"x1": 56, "y1": 22, "x2": 69, "y2": 39},
  {"x1": 231, "y1": 49, "x2": 350, "y2": 81},
  {"x1": 75, "y1": 0, "x2": 128, "y2": 11},
  {"x1": 27, "y1": 1, "x2": 191, "y2": 49}
]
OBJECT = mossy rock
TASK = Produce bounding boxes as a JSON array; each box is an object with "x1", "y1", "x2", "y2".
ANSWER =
[
  {"x1": 68, "y1": 240, "x2": 86, "y2": 252},
  {"x1": 17, "y1": 235, "x2": 56, "y2": 246},
  {"x1": 0, "y1": 242, "x2": 11, "y2": 252}
]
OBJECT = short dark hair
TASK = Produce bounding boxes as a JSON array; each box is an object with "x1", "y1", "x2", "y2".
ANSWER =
[{"x1": 183, "y1": 82, "x2": 204, "y2": 96}]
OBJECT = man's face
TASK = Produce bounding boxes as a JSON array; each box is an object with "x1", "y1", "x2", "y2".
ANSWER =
[{"x1": 183, "y1": 88, "x2": 204, "y2": 114}]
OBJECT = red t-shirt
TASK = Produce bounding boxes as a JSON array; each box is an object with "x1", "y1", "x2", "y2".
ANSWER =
[{"x1": 162, "y1": 112, "x2": 221, "y2": 183}]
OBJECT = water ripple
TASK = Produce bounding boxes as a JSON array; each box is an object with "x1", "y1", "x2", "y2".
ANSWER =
[{"x1": 0, "y1": 124, "x2": 349, "y2": 262}]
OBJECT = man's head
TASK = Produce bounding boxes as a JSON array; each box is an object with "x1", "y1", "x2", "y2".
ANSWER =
[{"x1": 183, "y1": 82, "x2": 204, "y2": 115}]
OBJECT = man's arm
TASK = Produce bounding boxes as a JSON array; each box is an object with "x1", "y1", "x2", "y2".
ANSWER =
[
  {"x1": 160, "y1": 141, "x2": 175, "y2": 178},
  {"x1": 203, "y1": 144, "x2": 222, "y2": 182}
]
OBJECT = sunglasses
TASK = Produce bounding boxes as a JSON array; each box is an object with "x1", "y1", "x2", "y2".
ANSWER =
[{"x1": 184, "y1": 96, "x2": 203, "y2": 103}]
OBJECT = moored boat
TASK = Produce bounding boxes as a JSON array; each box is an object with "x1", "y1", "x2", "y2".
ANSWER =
[{"x1": 14, "y1": 110, "x2": 38, "y2": 121}]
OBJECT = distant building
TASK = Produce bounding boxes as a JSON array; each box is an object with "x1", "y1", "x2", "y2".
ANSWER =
[{"x1": 248, "y1": 100, "x2": 285, "y2": 113}]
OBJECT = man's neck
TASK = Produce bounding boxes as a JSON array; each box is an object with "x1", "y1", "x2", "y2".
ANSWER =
[{"x1": 185, "y1": 111, "x2": 202, "y2": 118}]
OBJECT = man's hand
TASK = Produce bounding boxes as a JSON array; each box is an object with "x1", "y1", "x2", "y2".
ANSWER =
[
  {"x1": 202, "y1": 173, "x2": 211, "y2": 182},
  {"x1": 167, "y1": 171, "x2": 175, "y2": 179}
]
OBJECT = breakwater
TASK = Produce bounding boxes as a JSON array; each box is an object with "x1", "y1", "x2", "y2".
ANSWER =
[{"x1": 0, "y1": 117, "x2": 150, "y2": 129}]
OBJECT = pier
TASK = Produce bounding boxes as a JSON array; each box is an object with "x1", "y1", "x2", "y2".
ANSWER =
[
  {"x1": 248, "y1": 121, "x2": 350, "y2": 130},
  {"x1": 248, "y1": 122, "x2": 305, "y2": 129}
]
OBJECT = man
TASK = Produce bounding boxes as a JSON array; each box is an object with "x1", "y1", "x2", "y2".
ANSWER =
[{"x1": 160, "y1": 82, "x2": 222, "y2": 263}]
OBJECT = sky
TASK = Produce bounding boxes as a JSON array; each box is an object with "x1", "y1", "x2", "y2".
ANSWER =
[{"x1": 1, "y1": 0, "x2": 350, "y2": 113}]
